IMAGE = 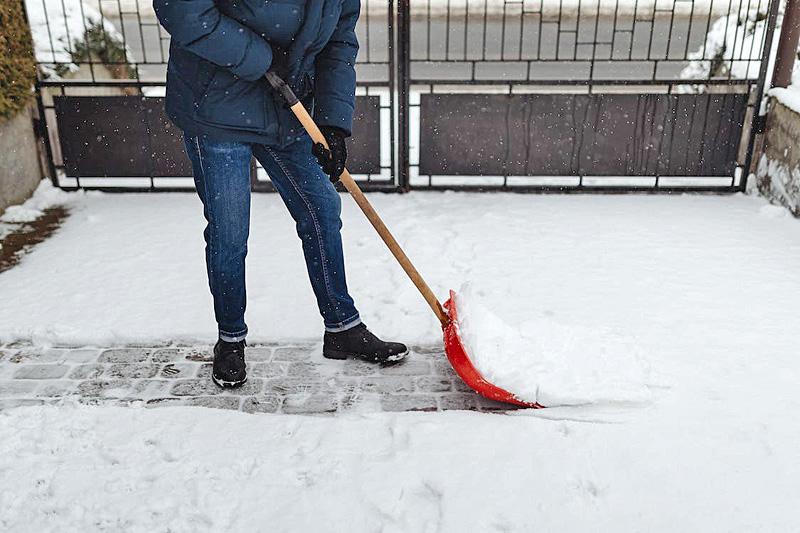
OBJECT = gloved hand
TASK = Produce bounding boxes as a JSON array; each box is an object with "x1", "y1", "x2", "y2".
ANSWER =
[
  {"x1": 266, "y1": 44, "x2": 290, "y2": 82},
  {"x1": 312, "y1": 126, "x2": 348, "y2": 183}
]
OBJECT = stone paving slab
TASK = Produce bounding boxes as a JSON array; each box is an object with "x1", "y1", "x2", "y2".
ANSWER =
[{"x1": 0, "y1": 344, "x2": 521, "y2": 415}]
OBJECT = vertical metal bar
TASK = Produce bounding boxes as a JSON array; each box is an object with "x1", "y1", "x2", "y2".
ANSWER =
[
  {"x1": 556, "y1": 0, "x2": 564, "y2": 60},
  {"x1": 481, "y1": 0, "x2": 488, "y2": 60},
  {"x1": 743, "y1": 0, "x2": 765, "y2": 78},
  {"x1": 463, "y1": 0, "x2": 469, "y2": 61},
  {"x1": 500, "y1": 0, "x2": 507, "y2": 59},
  {"x1": 773, "y1": 0, "x2": 800, "y2": 87},
  {"x1": 682, "y1": 0, "x2": 698, "y2": 60},
  {"x1": 741, "y1": 0, "x2": 782, "y2": 190},
  {"x1": 588, "y1": 0, "x2": 601, "y2": 80},
  {"x1": 723, "y1": 0, "x2": 745, "y2": 80},
  {"x1": 388, "y1": 0, "x2": 398, "y2": 189},
  {"x1": 427, "y1": 0, "x2": 432, "y2": 60},
  {"x1": 398, "y1": 0, "x2": 411, "y2": 190},
  {"x1": 445, "y1": 0, "x2": 451, "y2": 59},
  {"x1": 132, "y1": 0, "x2": 149, "y2": 79},
  {"x1": 610, "y1": 0, "x2": 621, "y2": 59},
  {"x1": 364, "y1": 0, "x2": 372, "y2": 63},
  {"x1": 34, "y1": 86, "x2": 58, "y2": 187}
]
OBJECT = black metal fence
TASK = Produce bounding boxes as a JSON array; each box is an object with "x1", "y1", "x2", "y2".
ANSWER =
[{"x1": 27, "y1": 0, "x2": 781, "y2": 192}]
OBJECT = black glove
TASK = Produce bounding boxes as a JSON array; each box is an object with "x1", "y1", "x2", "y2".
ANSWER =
[
  {"x1": 312, "y1": 126, "x2": 348, "y2": 183},
  {"x1": 266, "y1": 44, "x2": 290, "y2": 81}
]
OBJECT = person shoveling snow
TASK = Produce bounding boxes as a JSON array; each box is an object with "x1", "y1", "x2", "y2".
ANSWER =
[
  {"x1": 154, "y1": 0, "x2": 408, "y2": 388},
  {"x1": 156, "y1": 0, "x2": 649, "y2": 407}
]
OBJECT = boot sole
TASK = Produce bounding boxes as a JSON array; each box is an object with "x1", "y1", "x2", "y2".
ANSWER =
[
  {"x1": 323, "y1": 348, "x2": 409, "y2": 364},
  {"x1": 212, "y1": 373, "x2": 247, "y2": 389}
]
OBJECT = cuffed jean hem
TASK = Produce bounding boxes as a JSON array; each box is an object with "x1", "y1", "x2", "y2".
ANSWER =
[
  {"x1": 219, "y1": 328, "x2": 248, "y2": 343},
  {"x1": 324, "y1": 314, "x2": 362, "y2": 333}
]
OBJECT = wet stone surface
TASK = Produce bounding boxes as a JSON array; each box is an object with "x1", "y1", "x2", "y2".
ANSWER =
[{"x1": 0, "y1": 343, "x2": 517, "y2": 415}]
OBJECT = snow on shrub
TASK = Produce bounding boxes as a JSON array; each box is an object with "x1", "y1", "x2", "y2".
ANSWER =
[
  {"x1": 680, "y1": 6, "x2": 800, "y2": 90},
  {"x1": 25, "y1": 0, "x2": 134, "y2": 80},
  {"x1": 681, "y1": 8, "x2": 773, "y2": 83}
]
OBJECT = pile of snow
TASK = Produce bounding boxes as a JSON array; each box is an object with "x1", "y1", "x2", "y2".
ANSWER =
[
  {"x1": 456, "y1": 284, "x2": 652, "y2": 406},
  {"x1": 0, "y1": 181, "x2": 78, "y2": 224},
  {"x1": 756, "y1": 152, "x2": 800, "y2": 215},
  {"x1": 770, "y1": 85, "x2": 800, "y2": 114},
  {"x1": 25, "y1": 0, "x2": 130, "y2": 79}
]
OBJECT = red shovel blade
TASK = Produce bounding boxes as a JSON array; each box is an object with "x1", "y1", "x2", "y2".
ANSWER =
[{"x1": 443, "y1": 290, "x2": 543, "y2": 409}]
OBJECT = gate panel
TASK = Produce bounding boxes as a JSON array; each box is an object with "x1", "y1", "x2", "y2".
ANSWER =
[
  {"x1": 54, "y1": 96, "x2": 191, "y2": 179},
  {"x1": 419, "y1": 93, "x2": 748, "y2": 179}
]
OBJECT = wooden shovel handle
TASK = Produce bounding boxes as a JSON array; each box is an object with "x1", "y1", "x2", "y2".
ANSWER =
[{"x1": 288, "y1": 100, "x2": 449, "y2": 326}]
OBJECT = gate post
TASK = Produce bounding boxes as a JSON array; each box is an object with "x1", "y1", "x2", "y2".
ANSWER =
[{"x1": 773, "y1": 0, "x2": 800, "y2": 88}]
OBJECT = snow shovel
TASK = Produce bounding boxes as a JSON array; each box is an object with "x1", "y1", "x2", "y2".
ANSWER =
[{"x1": 265, "y1": 72, "x2": 542, "y2": 409}]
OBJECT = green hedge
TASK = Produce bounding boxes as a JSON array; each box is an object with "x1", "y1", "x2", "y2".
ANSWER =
[{"x1": 0, "y1": 1, "x2": 36, "y2": 121}]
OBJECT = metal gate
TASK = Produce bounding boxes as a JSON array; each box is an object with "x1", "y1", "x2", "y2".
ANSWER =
[
  {"x1": 29, "y1": 0, "x2": 780, "y2": 192},
  {"x1": 30, "y1": 0, "x2": 397, "y2": 191},
  {"x1": 400, "y1": 0, "x2": 781, "y2": 191}
]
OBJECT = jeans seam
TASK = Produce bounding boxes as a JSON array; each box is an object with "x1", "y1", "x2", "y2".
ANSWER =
[
  {"x1": 265, "y1": 146, "x2": 338, "y2": 315},
  {"x1": 194, "y1": 137, "x2": 221, "y2": 334},
  {"x1": 194, "y1": 137, "x2": 206, "y2": 177}
]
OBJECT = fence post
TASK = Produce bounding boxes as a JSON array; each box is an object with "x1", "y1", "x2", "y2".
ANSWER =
[{"x1": 773, "y1": 0, "x2": 800, "y2": 88}]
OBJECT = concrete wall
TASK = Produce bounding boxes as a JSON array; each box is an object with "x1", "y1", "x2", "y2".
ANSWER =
[
  {"x1": 756, "y1": 98, "x2": 800, "y2": 217},
  {"x1": 0, "y1": 106, "x2": 43, "y2": 215}
]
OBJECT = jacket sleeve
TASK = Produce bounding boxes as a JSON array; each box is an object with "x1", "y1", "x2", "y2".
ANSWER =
[
  {"x1": 153, "y1": 0, "x2": 274, "y2": 81},
  {"x1": 314, "y1": 0, "x2": 360, "y2": 135}
]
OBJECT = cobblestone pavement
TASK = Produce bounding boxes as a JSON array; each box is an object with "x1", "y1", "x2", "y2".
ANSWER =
[{"x1": 0, "y1": 344, "x2": 520, "y2": 414}]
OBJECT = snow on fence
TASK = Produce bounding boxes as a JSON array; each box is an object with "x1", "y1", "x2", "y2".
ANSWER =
[
  {"x1": 680, "y1": 4, "x2": 779, "y2": 84},
  {"x1": 25, "y1": 0, "x2": 132, "y2": 80}
]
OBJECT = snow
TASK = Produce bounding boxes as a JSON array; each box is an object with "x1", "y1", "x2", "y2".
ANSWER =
[
  {"x1": 770, "y1": 86, "x2": 800, "y2": 114},
  {"x1": 2, "y1": 189, "x2": 800, "y2": 352},
  {"x1": 3, "y1": 189, "x2": 800, "y2": 529},
  {"x1": 455, "y1": 283, "x2": 652, "y2": 406},
  {"x1": 2, "y1": 402, "x2": 800, "y2": 532},
  {"x1": 0, "y1": 181, "x2": 77, "y2": 224},
  {"x1": 681, "y1": 6, "x2": 777, "y2": 83},
  {"x1": 756, "y1": 152, "x2": 800, "y2": 214}
]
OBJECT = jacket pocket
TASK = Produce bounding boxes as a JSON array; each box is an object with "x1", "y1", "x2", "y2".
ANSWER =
[{"x1": 195, "y1": 68, "x2": 277, "y2": 134}]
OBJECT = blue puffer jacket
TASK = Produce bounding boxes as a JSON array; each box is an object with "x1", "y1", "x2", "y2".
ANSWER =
[{"x1": 153, "y1": 0, "x2": 359, "y2": 146}]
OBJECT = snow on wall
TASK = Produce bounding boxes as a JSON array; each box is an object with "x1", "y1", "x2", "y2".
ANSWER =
[{"x1": 757, "y1": 97, "x2": 800, "y2": 216}]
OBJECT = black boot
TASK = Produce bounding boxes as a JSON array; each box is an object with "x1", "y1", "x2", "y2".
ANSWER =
[
  {"x1": 212, "y1": 339, "x2": 247, "y2": 388},
  {"x1": 323, "y1": 324, "x2": 408, "y2": 363}
]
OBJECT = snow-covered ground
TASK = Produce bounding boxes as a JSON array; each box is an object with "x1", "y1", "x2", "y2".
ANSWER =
[
  {"x1": 2, "y1": 187, "x2": 800, "y2": 530},
  {"x1": 2, "y1": 399, "x2": 799, "y2": 532}
]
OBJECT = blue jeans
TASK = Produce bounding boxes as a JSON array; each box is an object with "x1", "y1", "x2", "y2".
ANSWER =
[{"x1": 184, "y1": 134, "x2": 361, "y2": 342}]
